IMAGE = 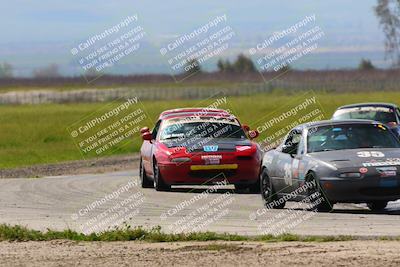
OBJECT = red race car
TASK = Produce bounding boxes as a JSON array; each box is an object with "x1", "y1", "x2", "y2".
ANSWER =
[{"x1": 139, "y1": 108, "x2": 262, "y2": 192}]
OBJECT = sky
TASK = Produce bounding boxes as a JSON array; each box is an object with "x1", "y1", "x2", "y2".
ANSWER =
[{"x1": 0, "y1": 0, "x2": 388, "y2": 76}]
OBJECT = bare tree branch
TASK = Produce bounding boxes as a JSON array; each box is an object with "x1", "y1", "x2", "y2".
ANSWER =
[{"x1": 375, "y1": 0, "x2": 400, "y2": 67}]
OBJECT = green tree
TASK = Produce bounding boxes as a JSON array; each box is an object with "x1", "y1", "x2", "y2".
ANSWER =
[
  {"x1": 33, "y1": 64, "x2": 60, "y2": 78},
  {"x1": 216, "y1": 55, "x2": 256, "y2": 73},
  {"x1": 217, "y1": 59, "x2": 224, "y2": 72},
  {"x1": 217, "y1": 59, "x2": 234, "y2": 73},
  {"x1": 0, "y1": 62, "x2": 13, "y2": 78},
  {"x1": 358, "y1": 58, "x2": 376, "y2": 70},
  {"x1": 278, "y1": 64, "x2": 292, "y2": 73},
  {"x1": 84, "y1": 67, "x2": 103, "y2": 77},
  {"x1": 233, "y1": 54, "x2": 256, "y2": 73},
  {"x1": 184, "y1": 58, "x2": 201, "y2": 75}
]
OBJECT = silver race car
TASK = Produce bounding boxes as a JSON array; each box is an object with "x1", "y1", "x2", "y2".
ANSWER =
[
  {"x1": 332, "y1": 103, "x2": 400, "y2": 138},
  {"x1": 261, "y1": 120, "x2": 400, "y2": 212}
]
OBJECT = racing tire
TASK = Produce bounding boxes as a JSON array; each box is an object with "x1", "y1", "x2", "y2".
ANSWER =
[
  {"x1": 260, "y1": 168, "x2": 285, "y2": 209},
  {"x1": 367, "y1": 201, "x2": 388, "y2": 211},
  {"x1": 140, "y1": 158, "x2": 153, "y2": 188},
  {"x1": 153, "y1": 160, "x2": 171, "y2": 192},
  {"x1": 306, "y1": 172, "x2": 332, "y2": 212}
]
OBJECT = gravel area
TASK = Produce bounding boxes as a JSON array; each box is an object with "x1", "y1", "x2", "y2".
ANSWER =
[
  {"x1": 1, "y1": 240, "x2": 400, "y2": 266},
  {"x1": 0, "y1": 154, "x2": 139, "y2": 178}
]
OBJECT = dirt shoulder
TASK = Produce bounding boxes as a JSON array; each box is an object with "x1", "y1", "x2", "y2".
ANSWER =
[
  {"x1": 1, "y1": 240, "x2": 399, "y2": 266},
  {"x1": 0, "y1": 154, "x2": 140, "y2": 178}
]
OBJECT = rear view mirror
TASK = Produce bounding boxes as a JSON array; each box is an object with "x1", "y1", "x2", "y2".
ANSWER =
[
  {"x1": 242, "y1": 124, "x2": 250, "y2": 132},
  {"x1": 140, "y1": 127, "x2": 150, "y2": 134},
  {"x1": 142, "y1": 132, "x2": 152, "y2": 141},
  {"x1": 282, "y1": 144, "x2": 296, "y2": 155}
]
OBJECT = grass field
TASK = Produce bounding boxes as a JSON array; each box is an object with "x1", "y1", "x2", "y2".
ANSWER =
[
  {"x1": 1, "y1": 91, "x2": 399, "y2": 169},
  {"x1": 0, "y1": 224, "x2": 359, "y2": 242}
]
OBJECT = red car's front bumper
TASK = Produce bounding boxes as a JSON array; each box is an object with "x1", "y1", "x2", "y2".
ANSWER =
[{"x1": 157, "y1": 152, "x2": 261, "y2": 185}]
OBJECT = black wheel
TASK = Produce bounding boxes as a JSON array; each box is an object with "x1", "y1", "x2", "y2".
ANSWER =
[
  {"x1": 260, "y1": 168, "x2": 285, "y2": 209},
  {"x1": 306, "y1": 172, "x2": 332, "y2": 212},
  {"x1": 153, "y1": 160, "x2": 171, "y2": 191},
  {"x1": 140, "y1": 158, "x2": 153, "y2": 188},
  {"x1": 367, "y1": 201, "x2": 388, "y2": 211}
]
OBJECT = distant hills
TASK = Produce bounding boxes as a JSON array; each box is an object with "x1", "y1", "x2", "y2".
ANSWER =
[{"x1": 0, "y1": 0, "x2": 388, "y2": 76}]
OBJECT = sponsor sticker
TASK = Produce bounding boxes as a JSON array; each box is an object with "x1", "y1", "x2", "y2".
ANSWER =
[
  {"x1": 201, "y1": 155, "x2": 222, "y2": 165},
  {"x1": 203, "y1": 145, "x2": 218, "y2": 152},
  {"x1": 376, "y1": 166, "x2": 397, "y2": 177},
  {"x1": 362, "y1": 158, "x2": 400, "y2": 167}
]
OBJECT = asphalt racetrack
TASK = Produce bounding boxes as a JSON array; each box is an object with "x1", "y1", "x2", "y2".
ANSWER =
[{"x1": 1, "y1": 170, "x2": 400, "y2": 237}]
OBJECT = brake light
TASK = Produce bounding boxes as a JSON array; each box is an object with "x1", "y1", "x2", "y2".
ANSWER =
[
  {"x1": 236, "y1": 145, "x2": 252, "y2": 151},
  {"x1": 236, "y1": 145, "x2": 256, "y2": 155}
]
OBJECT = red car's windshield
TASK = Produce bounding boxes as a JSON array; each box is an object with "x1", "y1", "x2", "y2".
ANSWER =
[{"x1": 159, "y1": 118, "x2": 247, "y2": 141}]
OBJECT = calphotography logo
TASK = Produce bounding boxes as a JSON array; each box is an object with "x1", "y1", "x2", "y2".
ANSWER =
[
  {"x1": 252, "y1": 90, "x2": 326, "y2": 152},
  {"x1": 70, "y1": 14, "x2": 146, "y2": 83},
  {"x1": 70, "y1": 179, "x2": 145, "y2": 235},
  {"x1": 158, "y1": 13, "x2": 236, "y2": 82},
  {"x1": 67, "y1": 97, "x2": 153, "y2": 158},
  {"x1": 251, "y1": 14, "x2": 325, "y2": 83}
]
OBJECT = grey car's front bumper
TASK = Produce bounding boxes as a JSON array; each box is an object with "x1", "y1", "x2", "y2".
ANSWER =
[{"x1": 319, "y1": 176, "x2": 400, "y2": 203}]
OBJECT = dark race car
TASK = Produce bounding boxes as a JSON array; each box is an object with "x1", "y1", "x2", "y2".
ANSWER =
[
  {"x1": 260, "y1": 120, "x2": 400, "y2": 212},
  {"x1": 332, "y1": 102, "x2": 400, "y2": 138},
  {"x1": 139, "y1": 108, "x2": 262, "y2": 192}
]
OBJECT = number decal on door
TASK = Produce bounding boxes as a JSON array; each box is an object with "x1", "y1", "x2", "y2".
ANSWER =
[{"x1": 283, "y1": 163, "x2": 293, "y2": 185}]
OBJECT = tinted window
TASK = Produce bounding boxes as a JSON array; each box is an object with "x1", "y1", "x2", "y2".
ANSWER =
[
  {"x1": 282, "y1": 130, "x2": 302, "y2": 154},
  {"x1": 159, "y1": 120, "x2": 246, "y2": 141},
  {"x1": 307, "y1": 124, "x2": 400, "y2": 152},
  {"x1": 333, "y1": 106, "x2": 397, "y2": 124},
  {"x1": 152, "y1": 120, "x2": 161, "y2": 139}
]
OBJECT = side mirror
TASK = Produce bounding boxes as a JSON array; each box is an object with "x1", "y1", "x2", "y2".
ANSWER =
[
  {"x1": 282, "y1": 144, "x2": 296, "y2": 155},
  {"x1": 140, "y1": 127, "x2": 150, "y2": 134},
  {"x1": 242, "y1": 124, "x2": 250, "y2": 132},
  {"x1": 248, "y1": 130, "x2": 259, "y2": 139},
  {"x1": 142, "y1": 132, "x2": 152, "y2": 141}
]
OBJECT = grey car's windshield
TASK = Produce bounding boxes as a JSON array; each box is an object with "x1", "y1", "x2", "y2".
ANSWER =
[
  {"x1": 307, "y1": 124, "x2": 400, "y2": 153},
  {"x1": 332, "y1": 106, "x2": 397, "y2": 124}
]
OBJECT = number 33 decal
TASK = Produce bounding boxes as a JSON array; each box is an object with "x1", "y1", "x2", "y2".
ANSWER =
[
  {"x1": 357, "y1": 151, "x2": 385, "y2": 158},
  {"x1": 283, "y1": 163, "x2": 293, "y2": 185}
]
